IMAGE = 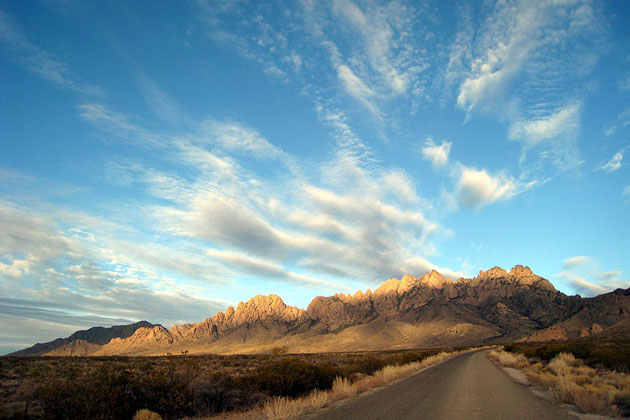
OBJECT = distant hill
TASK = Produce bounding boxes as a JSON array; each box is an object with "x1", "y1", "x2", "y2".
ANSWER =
[
  {"x1": 11, "y1": 265, "x2": 630, "y2": 356},
  {"x1": 11, "y1": 321, "x2": 156, "y2": 356}
]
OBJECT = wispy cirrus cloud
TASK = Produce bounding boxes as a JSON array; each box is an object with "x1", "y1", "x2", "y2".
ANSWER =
[
  {"x1": 72, "y1": 99, "x2": 462, "y2": 288},
  {"x1": 201, "y1": 120, "x2": 284, "y2": 159},
  {"x1": 450, "y1": 0, "x2": 604, "y2": 170},
  {"x1": 509, "y1": 102, "x2": 581, "y2": 148},
  {"x1": 0, "y1": 9, "x2": 102, "y2": 96},
  {"x1": 597, "y1": 150, "x2": 623, "y2": 172},
  {"x1": 604, "y1": 107, "x2": 630, "y2": 137},
  {"x1": 555, "y1": 255, "x2": 629, "y2": 296}
]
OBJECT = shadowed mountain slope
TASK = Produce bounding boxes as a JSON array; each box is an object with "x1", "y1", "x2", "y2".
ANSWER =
[
  {"x1": 12, "y1": 321, "x2": 155, "y2": 356},
  {"x1": 12, "y1": 266, "x2": 630, "y2": 356}
]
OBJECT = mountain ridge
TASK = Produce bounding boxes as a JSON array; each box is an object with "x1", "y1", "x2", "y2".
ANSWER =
[{"x1": 11, "y1": 265, "x2": 630, "y2": 356}]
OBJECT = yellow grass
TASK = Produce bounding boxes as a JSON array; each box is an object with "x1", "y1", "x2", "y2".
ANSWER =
[
  {"x1": 488, "y1": 348, "x2": 528, "y2": 368},
  {"x1": 330, "y1": 376, "x2": 358, "y2": 400},
  {"x1": 132, "y1": 409, "x2": 163, "y2": 420},
  {"x1": 489, "y1": 348, "x2": 630, "y2": 416},
  {"x1": 548, "y1": 352, "x2": 577, "y2": 376}
]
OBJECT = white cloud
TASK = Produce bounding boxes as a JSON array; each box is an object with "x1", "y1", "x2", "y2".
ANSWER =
[
  {"x1": 202, "y1": 120, "x2": 283, "y2": 158},
  {"x1": 456, "y1": 167, "x2": 518, "y2": 209},
  {"x1": 135, "y1": 116, "x2": 456, "y2": 285},
  {"x1": 0, "y1": 202, "x2": 232, "y2": 350},
  {"x1": 624, "y1": 185, "x2": 630, "y2": 203},
  {"x1": 331, "y1": 0, "x2": 410, "y2": 96},
  {"x1": 336, "y1": 64, "x2": 379, "y2": 115},
  {"x1": 337, "y1": 64, "x2": 374, "y2": 99},
  {"x1": 0, "y1": 204, "x2": 74, "y2": 277},
  {"x1": 509, "y1": 102, "x2": 581, "y2": 147},
  {"x1": 604, "y1": 107, "x2": 630, "y2": 136},
  {"x1": 450, "y1": 0, "x2": 604, "y2": 170},
  {"x1": 455, "y1": 1, "x2": 601, "y2": 115},
  {"x1": 137, "y1": 75, "x2": 186, "y2": 125},
  {"x1": 562, "y1": 255, "x2": 594, "y2": 269},
  {"x1": 422, "y1": 138, "x2": 452, "y2": 169},
  {"x1": 78, "y1": 103, "x2": 162, "y2": 147},
  {"x1": 382, "y1": 171, "x2": 419, "y2": 205},
  {"x1": 556, "y1": 256, "x2": 629, "y2": 297},
  {"x1": 556, "y1": 272, "x2": 608, "y2": 295},
  {"x1": 598, "y1": 151, "x2": 623, "y2": 172},
  {"x1": 206, "y1": 249, "x2": 350, "y2": 291}
]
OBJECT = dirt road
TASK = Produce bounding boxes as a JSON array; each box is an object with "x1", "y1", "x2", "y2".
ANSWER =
[{"x1": 311, "y1": 349, "x2": 574, "y2": 420}]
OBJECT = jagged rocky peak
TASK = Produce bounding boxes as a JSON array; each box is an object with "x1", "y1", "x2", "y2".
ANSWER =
[
  {"x1": 232, "y1": 294, "x2": 308, "y2": 324},
  {"x1": 509, "y1": 264, "x2": 534, "y2": 278},
  {"x1": 420, "y1": 270, "x2": 450, "y2": 288},
  {"x1": 374, "y1": 270, "x2": 452, "y2": 296},
  {"x1": 374, "y1": 278, "x2": 401, "y2": 295},
  {"x1": 477, "y1": 266, "x2": 509, "y2": 280},
  {"x1": 472, "y1": 264, "x2": 556, "y2": 292}
]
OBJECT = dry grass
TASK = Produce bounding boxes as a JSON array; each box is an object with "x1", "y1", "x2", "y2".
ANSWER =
[
  {"x1": 262, "y1": 397, "x2": 300, "y2": 420},
  {"x1": 257, "y1": 349, "x2": 465, "y2": 419},
  {"x1": 490, "y1": 348, "x2": 630, "y2": 417},
  {"x1": 548, "y1": 352, "x2": 577, "y2": 376},
  {"x1": 330, "y1": 376, "x2": 358, "y2": 400},
  {"x1": 132, "y1": 409, "x2": 163, "y2": 420},
  {"x1": 488, "y1": 348, "x2": 528, "y2": 368}
]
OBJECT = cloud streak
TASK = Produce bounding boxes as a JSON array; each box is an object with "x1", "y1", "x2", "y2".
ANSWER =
[
  {"x1": 0, "y1": 9, "x2": 102, "y2": 95},
  {"x1": 556, "y1": 256, "x2": 629, "y2": 297},
  {"x1": 598, "y1": 151, "x2": 623, "y2": 172}
]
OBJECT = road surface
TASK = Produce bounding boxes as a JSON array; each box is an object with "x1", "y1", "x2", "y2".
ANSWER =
[{"x1": 311, "y1": 349, "x2": 574, "y2": 420}]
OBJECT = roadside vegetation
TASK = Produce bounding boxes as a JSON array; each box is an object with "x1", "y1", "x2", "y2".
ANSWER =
[
  {"x1": 504, "y1": 339, "x2": 630, "y2": 373},
  {"x1": 257, "y1": 350, "x2": 460, "y2": 420},
  {"x1": 489, "y1": 346, "x2": 630, "y2": 417},
  {"x1": 0, "y1": 347, "x2": 466, "y2": 419}
]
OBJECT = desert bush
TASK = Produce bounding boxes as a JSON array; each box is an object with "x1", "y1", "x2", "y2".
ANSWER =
[
  {"x1": 548, "y1": 352, "x2": 577, "y2": 376},
  {"x1": 554, "y1": 374, "x2": 580, "y2": 403},
  {"x1": 270, "y1": 346, "x2": 289, "y2": 356},
  {"x1": 3, "y1": 349, "x2": 457, "y2": 419},
  {"x1": 498, "y1": 347, "x2": 625, "y2": 416},
  {"x1": 488, "y1": 349, "x2": 528, "y2": 368},
  {"x1": 261, "y1": 388, "x2": 331, "y2": 420},
  {"x1": 239, "y1": 358, "x2": 341, "y2": 398},
  {"x1": 504, "y1": 340, "x2": 630, "y2": 373},
  {"x1": 132, "y1": 409, "x2": 163, "y2": 420},
  {"x1": 37, "y1": 361, "x2": 197, "y2": 420},
  {"x1": 330, "y1": 376, "x2": 357, "y2": 401},
  {"x1": 303, "y1": 389, "x2": 328, "y2": 409},
  {"x1": 556, "y1": 379, "x2": 611, "y2": 414},
  {"x1": 262, "y1": 396, "x2": 299, "y2": 420}
]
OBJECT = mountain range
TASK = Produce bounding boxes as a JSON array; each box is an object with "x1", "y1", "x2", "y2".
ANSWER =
[{"x1": 11, "y1": 265, "x2": 630, "y2": 356}]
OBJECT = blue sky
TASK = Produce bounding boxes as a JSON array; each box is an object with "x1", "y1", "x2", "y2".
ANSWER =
[{"x1": 1, "y1": 0, "x2": 629, "y2": 354}]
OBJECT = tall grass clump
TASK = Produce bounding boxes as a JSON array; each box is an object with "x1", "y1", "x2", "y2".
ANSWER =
[
  {"x1": 488, "y1": 348, "x2": 528, "y2": 368},
  {"x1": 132, "y1": 409, "x2": 163, "y2": 420},
  {"x1": 330, "y1": 376, "x2": 357, "y2": 400},
  {"x1": 548, "y1": 352, "x2": 577, "y2": 376}
]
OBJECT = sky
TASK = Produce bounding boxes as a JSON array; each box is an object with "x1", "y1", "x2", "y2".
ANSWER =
[{"x1": 1, "y1": 0, "x2": 629, "y2": 355}]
